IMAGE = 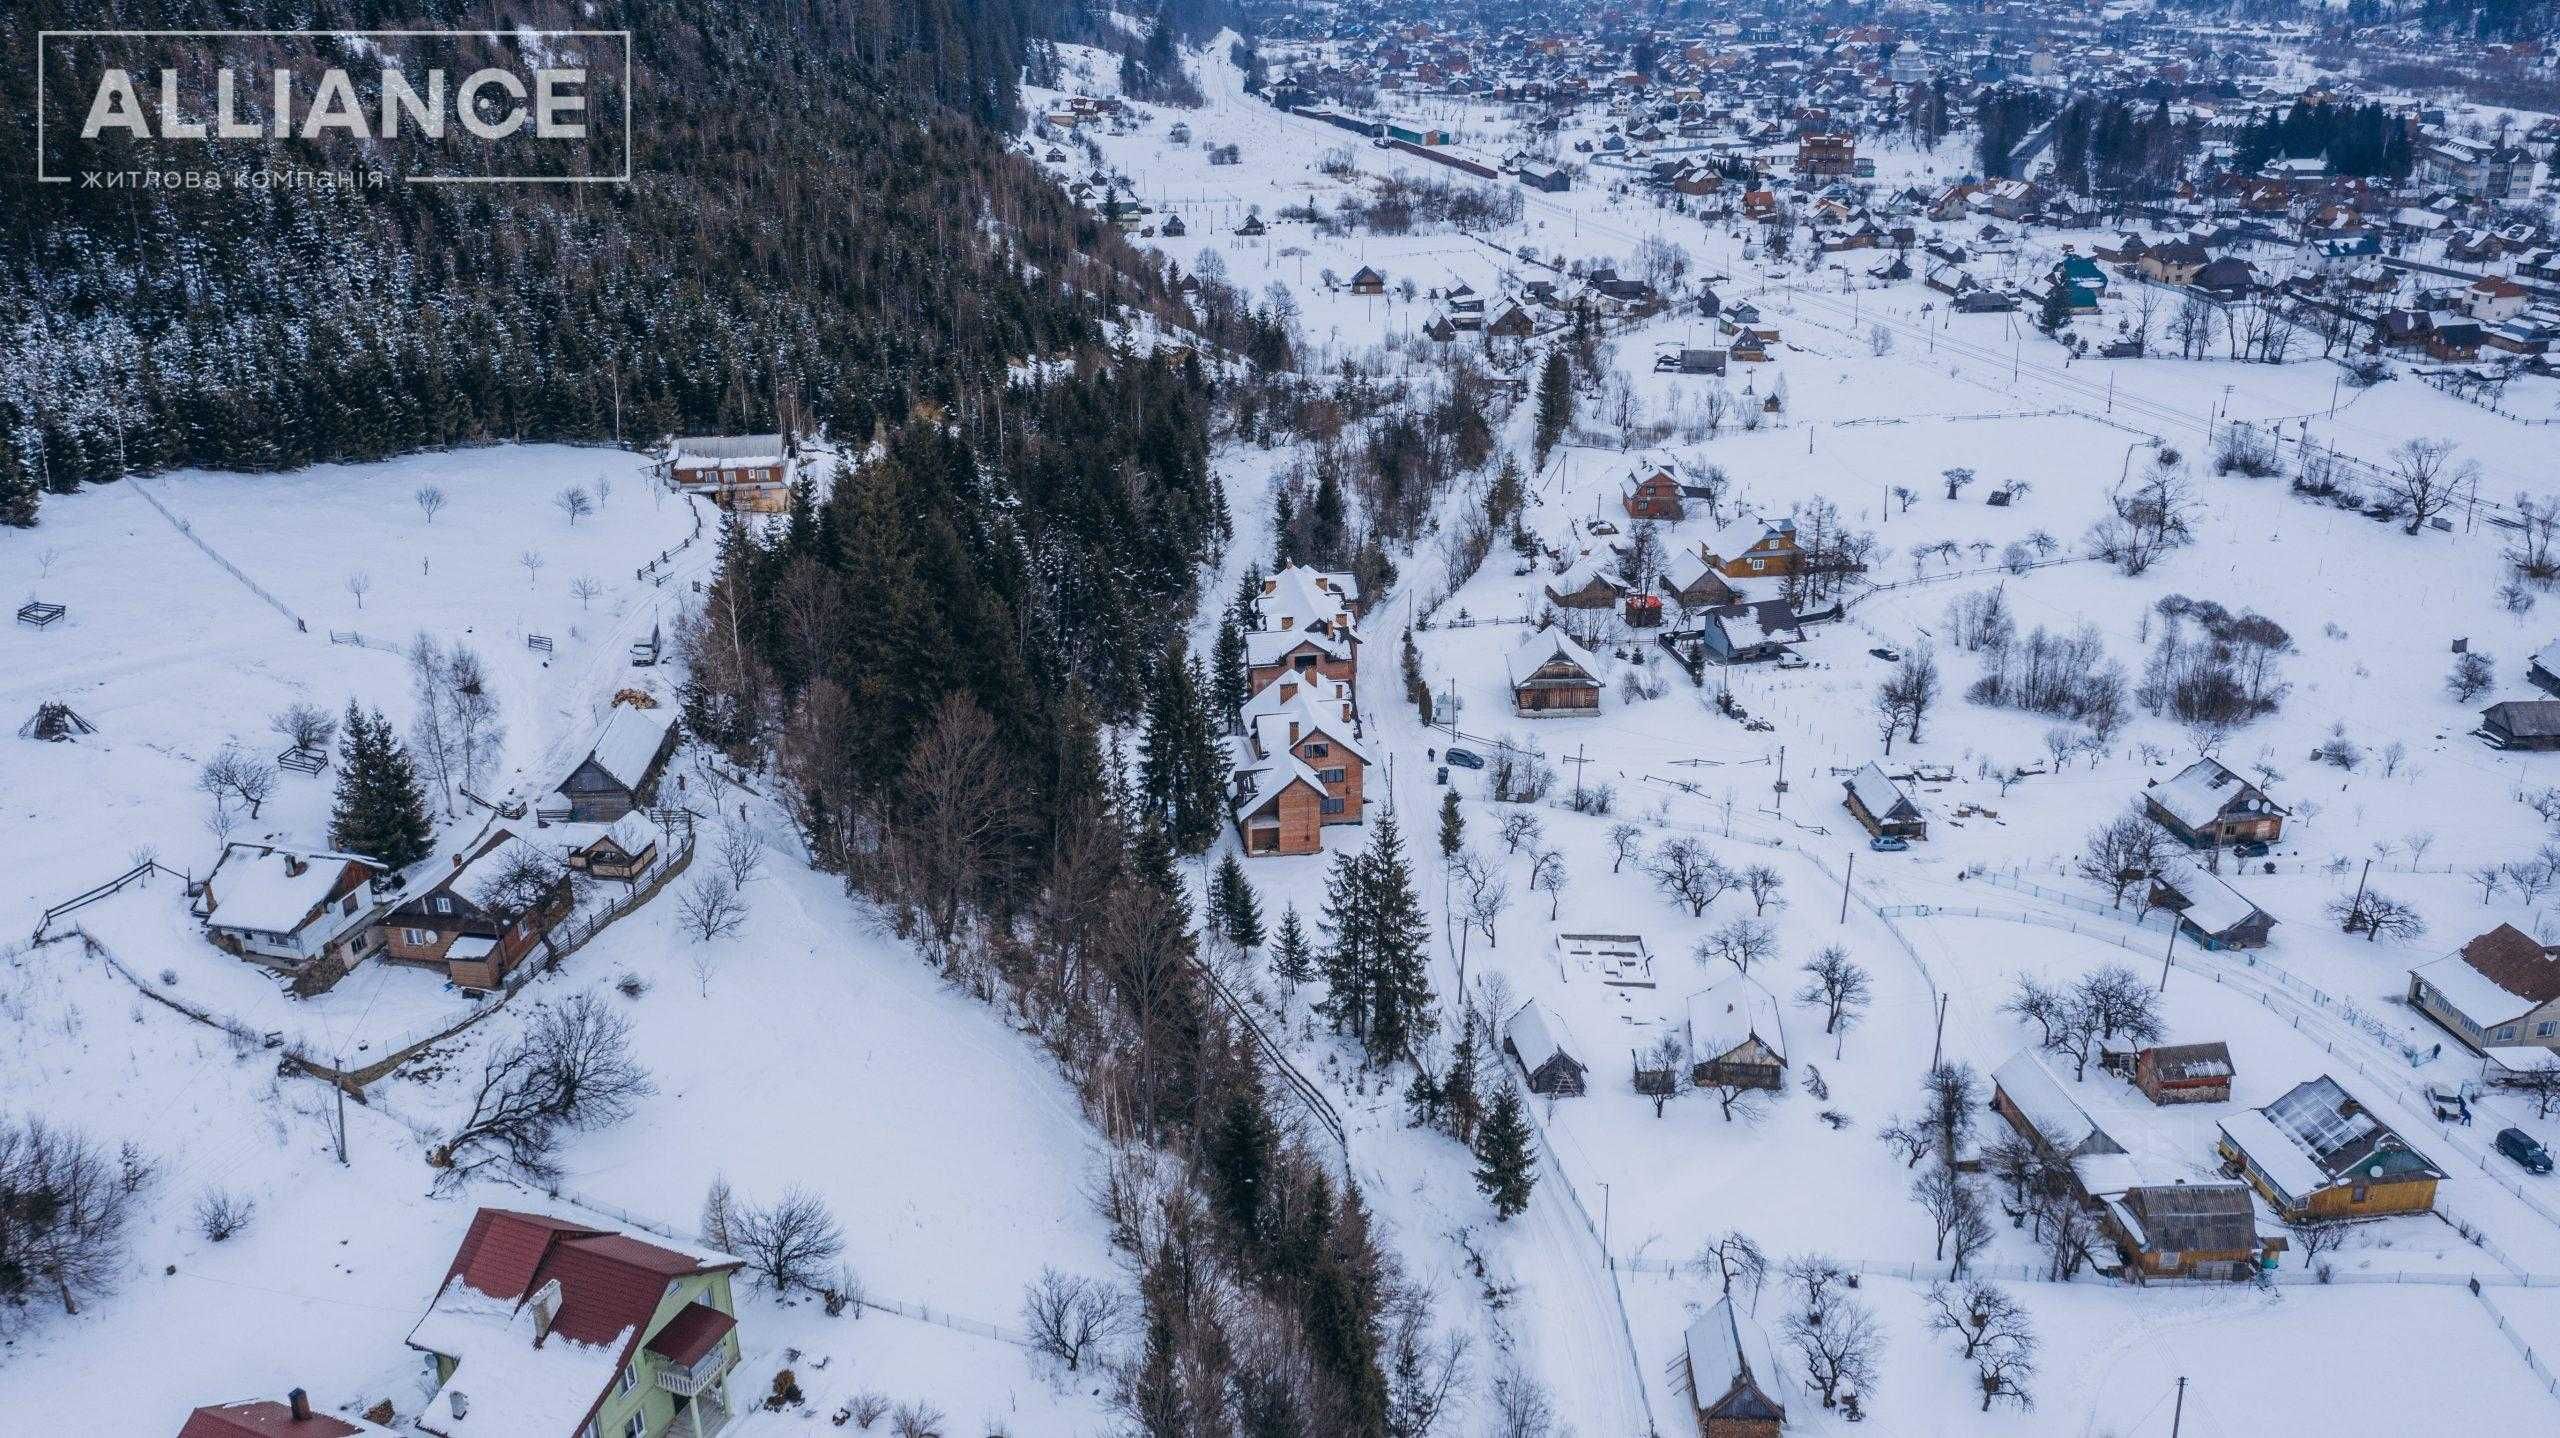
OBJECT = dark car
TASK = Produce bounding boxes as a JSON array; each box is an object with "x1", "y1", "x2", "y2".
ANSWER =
[
  {"x1": 2235, "y1": 840, "x2": 2270, "y2": 858},
  {"x1": 1444, "y1": 747, "x2": 1486, "y2": 770},
  {"x1": 1868, "y1": 646, "x2": 1902, "y2": 662},
  {"x1": 2498, "y1": 1127, "x2": 2554, "y2": 1175}
]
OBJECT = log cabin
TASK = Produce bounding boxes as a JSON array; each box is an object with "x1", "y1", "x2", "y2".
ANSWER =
[
  {"x1": 1503, "y1": 999, "x2": 1589, "y2": 1096},
  {"x1": 378, "y1": 832, "x2": 571, "y2": 991},
  {"x1": 1842, "y1": 762, "x2": 1926, "y2": 840},
  {"x1": 540, "y1": 705, "x2": 680, "y2": 826},
  {"x1": 2142, "y1": 757, "x2": 2284, "y2": 848},
  {"x1": 1506, "y1": 630, "x2": 1607, "y2": 717},
  {"x1": 663, "y1": 435, "x2": 795, "y2": 514},
  {"x1": 1686, "y1": 976, "x2": 1787, "y2": 1089},
  {"x1": 195, "y1": 843, "x2": 388, "y2": 986},
  {"x1": 2133, "y1": 1042, "x2": 2235, "y2": 1104},
  {"x1": 1682, "y1": 1294, "x2": 1786, "y2": 1438}
]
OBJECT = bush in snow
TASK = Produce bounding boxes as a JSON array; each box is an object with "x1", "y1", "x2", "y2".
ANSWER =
[{"x1": 193, "y1": 1187, "x2": 256, "y2": 1243}]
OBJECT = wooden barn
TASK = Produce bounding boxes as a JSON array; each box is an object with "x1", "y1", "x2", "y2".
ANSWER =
[
  {"x1": 1543, "y1": 559, "x2": 1630, "y2": 611},
  {"x1": 1841, "y1": 762, "x2": 1926, "y2": 840},
  {"x1": 1506, "y1": 630, "x2": 1607, "y2": 717},
  {"x1": 1503, "y1": 999, "x2": 1589, "y2": 1096},
  {"x1": 2218, "y1": 1076, "x2": 2441, "y2": 1223},
  {"x1": 664, "y1": 435, "x2": 795, "y2": 513},
  {"x1": 541, "y1": 704, "x2": 679, "y2": 825},
  {"x1": 2133, "y1": 1042, "x2": 2235, "y2": 1104},
  {"x1": 1682, "y1": 1295, "x2": 1786, "y2": 1438},
  {"x1": 1686, "y1": 976, "x2": 1787, "y2": 1089},
  {"x1": 2142, "y1": 757, "x2": 2285, "y2": 849},
  {"x1": 567, "y1": 810, "x2": 664, "y2": 882},
  {"x1": 2099, "y1": 1181, "x2": 2280, "y2": 1280}
]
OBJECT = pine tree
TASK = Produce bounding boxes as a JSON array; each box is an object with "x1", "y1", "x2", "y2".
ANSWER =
[
  {"x1": 1217, "y1": 853, "x2": 1266, "y2": 953},
  {"x1": 1311, "y1": 468, "x2": 1347, "y2": 566},
  {"x1": 1473, "y1": 1080, "x2": 1537, "y2": 1220},
  {"x1": 1317, "y1": 846, "x2": 1374, "y2": 1036},
  {"x1": 1402, "y1": 1065, "x2": 1444, "y2": 1130},
  {"x1": 1272, "y1": 903, "x2": 1316, "y2": 987},
  {"x1": 1533, "y1": 351, "x2": 1573, "y2": 465},
  {"x1": 328, "y1": 704, "x2": 433, "y2": 868},
  {"x1": 1206, "y1": 1085, "x2": 1278, "y2": 1241},
  {"x1": 1486, "y1": 453, "x2": 1525, "y2": 530},
  {"x1": 1437, "y1": 788, "x2": 1464, "y2": 862},
  {"x1": 1361, "y1": 816, "x2": 1438, "y2": 1063},
  {"x1": 1139, "y1": 644, "x2": 1228, "y2": 854}
]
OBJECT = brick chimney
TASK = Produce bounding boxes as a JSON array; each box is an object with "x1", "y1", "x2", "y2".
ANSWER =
[{"x1": 288, "y1": 1389, "x2": 311, "y2": 1422}]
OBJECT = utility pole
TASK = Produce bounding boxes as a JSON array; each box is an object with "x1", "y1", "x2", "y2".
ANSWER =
[
  {"x1": 1774, "y1": 744, "x2": 1787, "y2": 813},
  {"x1": 1600, "y1": 1181, "x2": 1613, "y2": 1263},
  {"x1": 334, "y1": 1064, "x2": 350, "y2": 1166},
  {"x1": 2158, "y1": 907, "x2": 2180, "y2": 992},
  {"x1": 2169, "y1": 1377, "x2": 2187, "y2": 1438},
  {"x1": 2349, "y1": 857, "x2": 2372, "y2": 930},
  {"x1": 1839, "y1": 849, "x2": 1856, "y2": 923},
  {"x1": 1569, "y1": 742, "x2": 1590, "y2": 800},
  {"x1": 1930, "y1": 993, "x2": 1950, "y2": 1070}
]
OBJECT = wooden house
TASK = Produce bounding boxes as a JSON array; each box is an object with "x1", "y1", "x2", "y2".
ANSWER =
[
  {"x1": 195, "y1": 843, "x2": 387, "y2": 983},
  {"x1": 2099, "y1": 1181, "x2": 2279, "y2": 1281},
  {"x1": 2134, "y1": 1042, "x2": 2235, "y2": 1105},
  {"x1": 1623, "y1": 460, "x2": 1688, "y2": 520},
  {"x1": 2217, "y1": 1076, "x2": 2441, "y2": 1223},
  {"x1": 2142, "y1": 757, "x2": 2283, "y2": 848},
  {"x1": 378, "y1": 832, "x2": 570, "y2": 991},
  {"x1": 1842, "y1": 762, "x2": 1925, "y2": 840},
  {"x1": 1503, "y1": 999, "x2": 1589, "y2": 1096},
  {"x1": 541, "y1": 705, "x2": 680, "y2": 825},
  {"x1": 1236, "y1": 214, "x2": 1266, "y2": 236},
  {"x1": 2406, "y1": 924, "x2": 2560, "y2": 1058},
  {"x1": 2481, "y1": 700, "x2": 2560, "y2": 751},
  {"x1": 1993, "y1": 1050, "x2": 2136, "y2": 1202},
  {"x1": 2144, "y1": 863, "x2": 2277, "y2": 949},
  {"x1": 664, "y1": 435, "x2": 795, "y2": 514},
  {"x1": 567, "y1": 810, "x2": 664, "y2": 882},
  {"x1": 1486, "y1": 302, "x2": 1537, "y2": 339},
  {"x1": 1348, "y1": 265, "x2": 1387, "y2": 295},
  {"x1": 1686, "y1": 976, "x2": 1786, "y2": 1089},
  {"x1": 1699, "y1": 518, "x2": 1801, "y2": 578},
  {"x1": 1246, "y1": 565, "x2": 1362, "y2": 696},
  {"x1": 1236, "y1": 671, "x2": 1371, "y2": 840},
  {"x1": 1505, "y1": 630, "x2": 1607, "y2": 717},
  {"x1": 1543, "y1": 559, "x2": 1629, "y2": 611},
  {"x1": 1682, "y1": 1294, "x2": 1786, "y2": 1438},
  {"x1": 1231, "y1": 754, "x2": 1329, "y2": 856},
  {"x1": 1661, "y1": 550, "x2": 1740, "y2": 610},
  {"x1": 409, "y1": 1209, "x2": 745, "y2": 1438}
]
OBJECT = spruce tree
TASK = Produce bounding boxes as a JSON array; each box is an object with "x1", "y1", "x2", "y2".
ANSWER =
[
  {"x1": 1361, "y1": 816, "x2": 1438, "y2": 1063},
  {"x1": 1206, "y1": 1085, "x2": 1278, "y2": 1241},
  {"x1": 1473, "y1": 1080, "x2": 1538, "y2": 1220},
  {"x1": 329, "y1": 704, "x2": 433, "y2": 868},
  {"x1": 1443, "y1": 1017, "x2": 1484, "y2": 1144},
  {"x1": 1317, "y1": 846, "x2": 1375, "y2": 1037},
  {"x1": 1272, "y1": 903, "x2": 1316, "y2": 987},
  {"x1": 1217, "y1": 853, "x2": 1265, "y2": 953},
  {"x1": 0, "y1": 444, "x2": 38, "y2": 528},
  {"x1": 1139, "y1": 645, "x2": 1229, "y2": 854},
  {"x1": 1311, "y1": 468, "x2": 1347, "y2": 565},
  {"x1": 1437, "y1": 788, "x2": 1464, "y2": 862},
  {"x1": 1213, "y1": 612, "x2": 1250, "y2": 718},
  {"x1": 1533, "y1": 351, "x2": 1574, "y2": 465},
  {"x1": 1403, "y1": 1065, "x2": 1444, "y2": 1130}
]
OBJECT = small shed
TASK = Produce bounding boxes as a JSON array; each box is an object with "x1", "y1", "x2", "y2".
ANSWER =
[
  {"x1": 2100, "y1": 1181, "x2": 2277, "y2": 1280},
  {"x1": 2133, "y1": 1042, "x2": 2235, "y2": 1104},
  {"x1": 1506, "y1": 630, "x2": 1607, "y2": 717},
  {"x1": 1503, "y1": 999, "x2": 1589, "y2": 1096},
  {"x1": 1683, "y1": 1294, "x2": 1785, "y2": 1437},
  {"x1": 1842, "y1": 761, "x2": 1926, "y2": 839}
]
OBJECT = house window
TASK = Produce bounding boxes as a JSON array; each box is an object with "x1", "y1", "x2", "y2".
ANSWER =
[
  {"x1": 1305, "y1": 742, "x2": 1329, "y2": 758},
  {"x1": 1748, "y1": 558, "x2": 1764, "y2": 571},
  {"x1": 625, "y1": 1414, "x2": 648, "y2": 1438},
  {"x1": 1320, "y1": 768, "x2": 1347, "y2": 784},
  {"x1": 2351, "y1": 1181, "x2": 2369, "y2": 1203},
  {"x1": 1321, "y1": 797, "x2": 1347, "y2": 816},
  {"x1": 583, "y1": 1421, "x2": 601, "y2": 1438},
  {"x1": 2497, "y1": 1025, "x2": 2520, "y2": 1042},
  {"x1": 342, "y1": 894, "x2": 359, "y2": 915},
  {"x1": 1293, "y1": 655, "x2": 1317, "y2": 671},
  {"x1": 433, "y1": 896, "x2": 452, "y2": 914},
  {"x1": 2539, "y1": 1021, "x2": 2559, "y2": 1038},
  {"x1": 403, "y1": 927, "x2": 435, "y2": 946},
  {"x1": 620, "y1": 1364, "x2": 638, "y2": 1394}
]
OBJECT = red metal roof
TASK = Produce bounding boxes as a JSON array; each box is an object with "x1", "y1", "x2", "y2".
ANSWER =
[
  {"x1": 177, "y1": 1401, "x2": 368, "y2": 1438},
  {"x1": 645, "y1": 1302, "x2": 737, "y2": 1368}
]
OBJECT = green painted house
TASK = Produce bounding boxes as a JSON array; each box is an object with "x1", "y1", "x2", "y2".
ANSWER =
[{"x1": 408, "y1": 1209, "x2": 746, "y2": 1438}]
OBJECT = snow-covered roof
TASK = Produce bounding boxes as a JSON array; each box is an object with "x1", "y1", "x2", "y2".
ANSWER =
[
  {"x1": 1993, "y1": 1050, "x2": 2121, "y2": 1158},
  {"x1": 1231, "y1": 747, "x2": 1326, "y2": 822},
  {"x1": 670, "y1": 434, "x2": 786, "y2": 468},
  {"x1": 2409, "y1": 951, "x2": 2542, "y2": 1029},
  {"x1": 600, "y1": 809, "x2": 662, "y2": 857},
  {"x1": 1663, "y1": 548, "x2": 1723, "y2": 595},
  {"x1": 2071, "y1": 1152, "x2": 2143, "y2": 1201},
  {"x1": 2217, "y1": 1108, "x2": 2328, "y2": 1204},
  {"x1": 1245, "y1": 625, "x2": 1352, "y2": 667},
  {"x1": 204, "y1": 845, "x2": 374, "y2": 935},
  {"x1": 1505, "y1": 999, "x2": 1581, "y2": 1074},
  {"x1": 2161, "y1": 860, "x2": 2270, "y2": 937},
  {"x1": 409, "y1": 1275, "x2": 633, "y2": 1438},
  {"x1": 448, "y1": 833, "x2": 552, "y2": 903},
  {"x1": 1256, "y1": 565, "x2": 1361, "y2": 632},
  {"x1": 1683, "y1": 1294, "x2": 1780, "y2": 1410},
  {"x1": 1845, "y1": 762, "x2": 1916, "y2": 823},
  {"x1": 1506, "y1": 629, "x2": 1605, "y2": 687},
  {"x1": 1710, "y1": 600, "x2": 1803, "y2": 652},
  {"x1": 580, "y1": 705, "x2": 677, "y2": 793},
  {"x1": 1686, "y1": 975, "x2": 1785, "y2": 1064},
  {"x1": 1248, "y1": 697, "x2": 1374, "y2": 768},
  {"x1": 1547, "y1": 556, "x2": 1630, "y2": 597},
  {"x1": 2147, "y1": 757, "x2": 2272, "y2": 831}
]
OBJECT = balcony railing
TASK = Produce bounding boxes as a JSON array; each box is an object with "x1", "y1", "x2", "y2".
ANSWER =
[{"x1": 656, "y1": 1344, "x2": 733, "y2": 1399}]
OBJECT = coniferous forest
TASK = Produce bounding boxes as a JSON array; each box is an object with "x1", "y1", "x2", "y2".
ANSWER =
[{"x1": 3, "y1": 3, "x2": 1413, "y2": 1428}]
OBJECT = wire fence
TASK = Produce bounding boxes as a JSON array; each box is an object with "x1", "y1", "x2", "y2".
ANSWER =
[
  {"x1": 125, "y1": 477, "x2": 310, "y2": 632},
  {"x1": 2477, "y1": 1286, "x2": 2560, "y2": 1402}
]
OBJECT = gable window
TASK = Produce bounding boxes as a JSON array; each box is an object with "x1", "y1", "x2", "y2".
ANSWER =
[
  {"x1": 342, "y1": 894, "x2": 359, "y2": 915},
  {"x1": 2351, "y1": 1181, "x2": 2370, "y2": 1203},
  {"x1": 1305, "y1": 742, "x2": 1329, "y2": 758},
  {"x1": 433, "y1": 896, "x2": 453, "y2": 914}
]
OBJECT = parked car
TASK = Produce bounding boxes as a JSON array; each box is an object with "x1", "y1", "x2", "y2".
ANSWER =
[
  {"x1": 2498, "y1": 1127, "x2": 2554, "y2": 1175},
  {"x1": 1444, "y1": 747, "x2": 1486, "y2": 770},
  {"x1": 1868, "y1": 646, "x2": 1902, "y2": 662},
  {"x1": 1868, "y1": 835, "x2": 1911, "y2": 853},
  {"x1": 1774, "y1": 652, "x2": 1811, "y2": 670},
  {"x1": 2234, "y1": 839, "x2": 2270, "y2": 858}
]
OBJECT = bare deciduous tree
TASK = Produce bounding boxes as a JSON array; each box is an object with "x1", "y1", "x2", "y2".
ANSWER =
[
  {"x1": 1021, "y1": 1267, "x2": 1128, "y2": 1373},
  {"x1": 1648, "y1": 836, "x2": 1735, "y2": 917},
  {"x1": 434, "y1": 994, "x2": 652, "y2": 1189},
  {"x1": 1529, "y1": 848, "x2": 1567, "y2": 918},
  {"x1": 414, "y1": 484, "x2": 448, "y2": 523},
  {"x1": 345, "y1": 570, "x2": 372, "y2": 609},
  {"x1": 1797, "y1": 946, "x2": 1872, "y2": 1038},
  {"x1": 193, "y1": 1187, "x2": 256, "y2": 1242},
  {"x1": 569, "y1": 575, "x2": 603, "y2": 610},
  {"x1": 0, "y1": 1118, "x2": 139, "y2": 1316},
  {"x1": 198, "y1": 748, "x2": 279, "y2": 820},
  {"x1": 676, "y1": 872, "x2": 749, "y2": 944},
  {"x1": 519, "y1": 549, "x2": 547, "y2": 586},
  {"x1": 734, "y1": 1186, "x2": 846, "y2": 1292},
  {"x1": 268, "y1": 702, "x2": 336, "y2": 756},
  {"x1": 555, "y1": 485, "x2": 595, "y2": 525},
  {"x1": 1783, "y1": 1276, "x2": 1882, "y2": 1411},
  {"x1": 2382, "y1": 437, "x2": 2474, "y2": 536},
  {"x1": 1699, "y1": 916, "x2": 1778, "y2": 976}
]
